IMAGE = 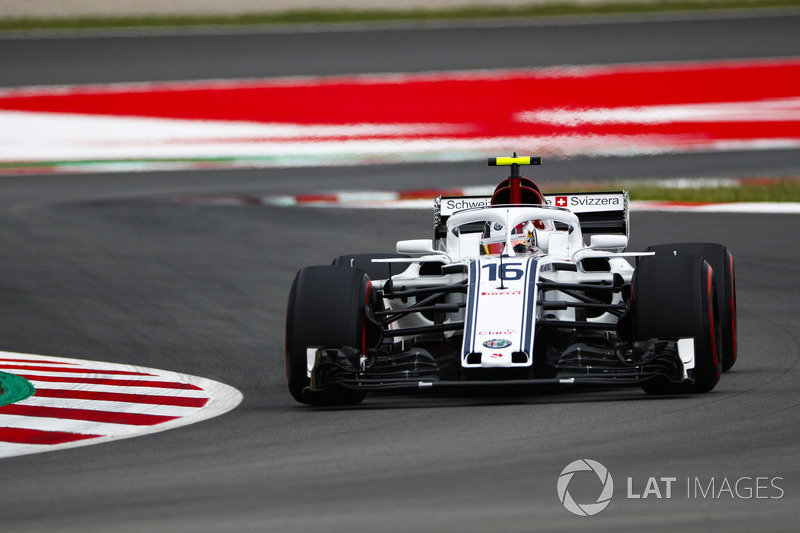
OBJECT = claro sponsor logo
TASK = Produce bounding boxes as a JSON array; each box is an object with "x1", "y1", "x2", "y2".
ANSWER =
[{"x1": 478, "y1": 329, "x2": 518, "y2": 336}]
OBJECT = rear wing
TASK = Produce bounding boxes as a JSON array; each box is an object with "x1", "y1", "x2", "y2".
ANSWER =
[{"x1": 434, "y1": 191, "x2": 629, "y2": 241}]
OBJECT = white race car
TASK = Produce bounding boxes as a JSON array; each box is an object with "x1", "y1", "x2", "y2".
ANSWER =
[{"x1": 286, "y1": 156, "x2": 736, "y2": 406}]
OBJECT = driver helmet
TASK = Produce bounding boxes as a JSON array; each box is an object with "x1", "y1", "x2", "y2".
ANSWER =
[{"x1": 480, "y1": 220, "x2": 541, "y2": 256}]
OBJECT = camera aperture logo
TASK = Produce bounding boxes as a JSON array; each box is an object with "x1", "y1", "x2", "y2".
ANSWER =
[{"x1": 557, "y1": 459, "x2": 614, "y2": 516}]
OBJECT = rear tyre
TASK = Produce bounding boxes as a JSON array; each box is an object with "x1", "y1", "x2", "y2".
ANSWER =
[
  {"x1": 632, "y1": 255, "x2": 722, "y2": 394},
  {"x1": 285, "y1": 265, "x2": 369, "y2": 406},
  {"x1": 332, "y1": 253, "x2": 409, "y2": 281},
  {"x1": 647, "y1": 243, "x2": 736, "y2": 371}
]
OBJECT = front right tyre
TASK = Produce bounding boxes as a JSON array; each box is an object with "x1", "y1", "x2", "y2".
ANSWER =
[
  {"x1": 331, "y1": 253, "x2": 409, "y2": 280},
  {"x1": 285, "y1": 265, "x2": 369, "y2": 406}
]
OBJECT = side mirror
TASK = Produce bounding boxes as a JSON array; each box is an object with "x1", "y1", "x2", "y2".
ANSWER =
[
  {"x1": 589, "y1": 234, "x2": 628, "y2": 252},
  {"x1": 396, "y1": 239, "x2": 437, "y2": 255}
]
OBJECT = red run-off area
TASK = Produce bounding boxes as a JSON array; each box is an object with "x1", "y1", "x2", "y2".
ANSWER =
[{"x1": 0, "y1": 58, "x2": 797, "y2": 158}]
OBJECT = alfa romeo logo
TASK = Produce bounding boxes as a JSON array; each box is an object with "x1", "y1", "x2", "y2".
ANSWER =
[
  {"x1": 482, "y1": 339, "x2": 512, "y2": 349},
  {"x1": 557, "y1": 459, "x2": 614, "y2": 516}
]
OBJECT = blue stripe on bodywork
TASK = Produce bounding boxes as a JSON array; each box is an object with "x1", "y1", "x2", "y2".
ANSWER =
[
  {"x1": 522, "y1": 258, "x2": 540, "y2": 357},
  {"x1": 462, "y1": 259, "x2": 479, "y2": 358}
]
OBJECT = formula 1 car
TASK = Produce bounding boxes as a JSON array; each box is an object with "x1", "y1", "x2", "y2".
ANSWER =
[{"x1": 286, "y1": 156, "x2": 736, "y2": 406}]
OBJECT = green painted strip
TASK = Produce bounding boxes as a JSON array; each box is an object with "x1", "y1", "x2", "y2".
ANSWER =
[
  {"x1": 0, "y1": 372, "x2": 36, "y2": 407},
  {"x1": 1, "y1": 1, "x2": 799, "y2": 31},
  {"x1": 0, "y1": 157, "x2": 240, "y2": 168}
]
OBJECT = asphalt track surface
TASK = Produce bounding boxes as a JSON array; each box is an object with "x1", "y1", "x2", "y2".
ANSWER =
[{"x1": 1, "y1": 10, "x2": 800, "y2": 532}]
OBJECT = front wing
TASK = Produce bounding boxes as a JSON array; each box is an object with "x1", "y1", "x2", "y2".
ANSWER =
[{"x1": 305, "y1": 337, "x2": 696, "y2": 394}]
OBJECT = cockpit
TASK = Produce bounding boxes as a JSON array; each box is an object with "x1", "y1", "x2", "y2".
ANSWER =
[{"x1": 479, "y1": 219, "x2": 554, "y2": 256}]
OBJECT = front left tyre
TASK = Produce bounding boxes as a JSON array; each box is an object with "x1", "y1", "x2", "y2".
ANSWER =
[
  {"x1": 647, "y1": 243, "x2": 736, "y2": 371},
  {"x1": 631, "y1": 254, "x2": 723, "y2": 394}
]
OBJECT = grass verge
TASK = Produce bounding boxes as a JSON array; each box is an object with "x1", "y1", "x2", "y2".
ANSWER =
[
  {"x1": 544, "y1": 176, "x2": 800, "y2": 203},
  {"x1": 1, "y1": 1, "x2": 800, "y2": 31}
]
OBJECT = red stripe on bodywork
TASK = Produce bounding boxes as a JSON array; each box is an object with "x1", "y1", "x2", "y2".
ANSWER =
[
  {"x1": 707, "y1": 266, "x2": 720, "y2": 378},
  {"x1": 0, "y1": 404, "x2": 178, "y2": 426}
]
